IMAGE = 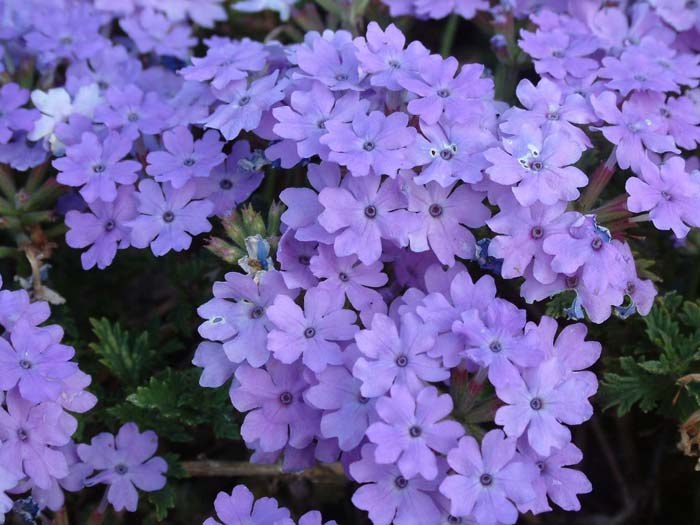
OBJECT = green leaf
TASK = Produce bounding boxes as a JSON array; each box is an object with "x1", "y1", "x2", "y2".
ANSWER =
[
  {"x1": 147, "y1": 484, "x2": 176, "y2": 521},
  {"x1": 600, "y1": 357, "x2": 674, "y2": 416},
  {"x1": 89, "y1": 318, "x2": 156, "y2": 387}
]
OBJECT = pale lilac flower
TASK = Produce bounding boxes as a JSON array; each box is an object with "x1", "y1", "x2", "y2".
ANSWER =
[
  {"x1": 367, "y1": 385, "x2": 463, "y2": 480},
  {"x1": 0, "y1": 290, "x2": 50, "y2": 331},
  {"x1": 353, "y1": 312, "x2": 447, "y2": 397},
  {"x1": 304, "y1": 363, "x2": 378, "y2": 451},
  {"x1": 295, "y1": 35, "x2": 364, "y2": 91},
  {"x1": 65, "y1": 185, "x2": 138, "y2": 270},
  {"x1": 204, "y1": 485, "x2": 290, "y2": 525},
  {"x1": 0, "y1": 83, "x2": 39, "y2": 144},
  {"x1": 439, "y1": 430, "x2": 536, "y2": 525},
  {"x1": 127, "y1": 179, "x2": 213, "y2": 256},
  {"x1": 495, "y1": 358, "x2": 594, "y2": 456},
  {"x1": 78, "y1": 423, "x2": 167, "y2": 512},
  {"x1": 406, "y1": 181, "x2": 489, "y2": 266},
  {"x1": 53, "y1": 131, "x2": 140, "y2": 203},
  {"x1": 28, "y1": 84, "x2": 101, "y2": 145},
  {"x1": 318, "y1": 176, "x2": 417, "y2": 265},
  {"x1": 320, "y1": 111, "x2": 416, "y2": 178},
  {"x1": 599, "y1": 48, "x2": 679, "y2": 95},
  {"x1": 484, "y1": 126, "x2": 587, "y2": 206},
  {"x1": 351, "y1": 443, "x2": 443, "y2": 525},
  {"x1": 0, "y1": 465, "x2": 19, "y2": 516},
  {"x1": 205, "y1": 72, "x2": 286, "y2": 140},
  {"x1": 146, "y1": 127, "x2": 225, "y2": 188},
  {"x1": 192, "y1": 342, "x2": 238, "y2": 388},
  {"x1": 626, "y1": 155, "x2": 700, "y2": 238},
  {"x1": 230, "y1": 360, "x2": 319, "y2": 452},
  {"x1": 94, "y1": 84, "x2": 172, "y2": 139},
  {"x1": 233, "y1": 0, "x2": 298, "y2": 21},
  {"x1": 180, "y1": 38, "x2": 268, "y2": 89},
  {"x1": 267, "y1": 287, "x2": 358, "y2": 372},
  {"x1": 0, "y1": 389, "x2": 72, "y2": 489},
  {"x1": 661, "y1": 95, "x2": 700, "y2": 150},
  {"x1": 0, "y1": 320, "x2": 77, "y2": 403},
  {"x1": 400, "y1": 57, "x2": 493, "y2": 124},
  {"x1": 519, "y1": 28, "x2": 599, "y2": 79},
  {"x1": 120, "y1": 8, "x2": 196, "y2": 60},
  {"x1": 310, "y1": 244, "x2": 388, "y2": 310},
  {"x1": 354, "y1": 22, "x2": 430, "y2": 91}
]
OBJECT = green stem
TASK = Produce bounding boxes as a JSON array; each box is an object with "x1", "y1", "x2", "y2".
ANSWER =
[{"x1": 440, "y1": 14, "x2": 460, "y2": 58}]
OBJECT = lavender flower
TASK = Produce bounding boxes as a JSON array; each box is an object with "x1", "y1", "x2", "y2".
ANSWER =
[
  {"x1": 204, "y1": 485, "x2": 290, "y2": 525},
  {"x1": 0, "y1": 83, "x2": 39, "y2": 144}
]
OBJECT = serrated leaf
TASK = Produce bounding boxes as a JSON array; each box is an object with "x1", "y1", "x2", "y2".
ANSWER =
[
  {"x1": 147, "y1": 485, "x2": 175, "y2": 521},
  {"x1": 600, "y1": 357, "x2": 674, "y2": 416}
]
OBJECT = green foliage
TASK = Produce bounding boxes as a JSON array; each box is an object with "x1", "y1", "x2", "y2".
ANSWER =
[
  {"x1": 601, "y1": 293, "x2": 700, "y2": 419},
  {"x1": 108, "y1": 368, "x2": 239, "y2": 443},
  {"x1": 145, "y1": 454, "x2": 188, "y2": 522}
]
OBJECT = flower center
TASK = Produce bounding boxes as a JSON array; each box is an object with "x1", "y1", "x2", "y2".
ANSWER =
[
  {"x1": 304, "y1": 327, "x2": 316, "y2": 339},
  {"x1": 536, "y1": 461, "x2": 545, "y2": 471},
  {"x1": 388, "y1": 59, "x2": 401, "y2": 69},
  {"x1": 298, "y1": 255, "x2": 310, "y2": 266},
  {"x1": 105, "y1": 220, "x2": 116, "y2": 231},
  {"x1": 19, "y1": 359, "x2": 31, "y2": 370},
  {"x1": 317, "y1": 119, "x2": 327, "y2": 129},
  {"x1": 429, "y1": 203, "x2": 443, "y2": 218},
  {"x1": 127, "y1": 111, "x2": 139, "y2": 122},
  {"x1": 279, "y1": 391, "x2": 293, "y2": 405},
  {"x1": 238, "y1": 95, "x2": 251, "y2": 106},
  {"x1": 364, "y1": 205, "x2": 377, "y2": 218},
  {"x1": 437, "y1": 88, "x2": 450, "y2": 98},
  {"x1": 661, "y1": 190, "x2": 672, "y2": 201},
  {"x1": 162, "y1": 211, "x2": 175, "y2": 223},
  {"x1": 447, "y1": 516, "x2": 463, "y2": 524},
  {"x1": 479, "y1": 473, "x2": 493, "y2": 486},
  {"x1": 626, "y1": 281, "x2": 636, "y2": 294},
  {"x1": 92, "y1": 163, "x2": 106, "y2": 173},
  {"x1": 363, "y1": 141, "x2": 376, "y2": 152},
  {"x1": 219, "y1": 179, "x2": 233, "y2": 190},
  {"x1": 546, "y1": 111, "x2": 559, "y2": 121},
  {"x1": 183, "y1": 158, "x2": 195, "y2": 167},
  {"x1": 529, "y1": 159, "x2": 544, "y2": 171},
  {"x1": 409, "y1": 425, "x2": 422, "y2": 438},
  {"x1": 565, "y1": 275, "x2": 579, "y2": 288},
  {"x1": 358, "y1": 394, "x2": 370, "y2": 404},
  {"x1": 17, "y1": 428, "x2": 29, "y2": 442},
  {"x1": 115, "y1": 464, "x2": 128, "y2": 475},
  {"x1": 489, "y1": 340, "x2": 502, "y2": 353},
  {"x1": 394, "y1": 476, "x2": 408, "y2": 489},
  {"x1": 530, "y1": 397, "x2": 544, "y2": 410},
  {"x1": 60, "y1": 35, "x2": 73, "y2": 45},
  {"x1": 591, "y1": 237, "x2": 603, "y2": 250},
  {"x1": 530, "y1": 226, "x2": 544, "y2": 239},
  {"x1": 440, "y1": 148, "x2": 453, "y2": 160},
  {"x1": 395, "y1": 354, "x2": 408, "y2": 367},
  {"x1": 251, "y1": 306, "x2": 264, "y2": 319},
  {"x1": 552, "y1": 50, "x2": 564, "y2": 58},
  {"x1": 338, "y1": 272, "x2": 349, "y2": 282},
  {"x1": 335, "y1": 73, "x2": 349, "y2": 82}
]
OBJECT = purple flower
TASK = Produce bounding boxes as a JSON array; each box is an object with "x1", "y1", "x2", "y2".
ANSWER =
[
  {"x1": 0, "y1": 465, "x2": 19, "y2": 516},
  {"x1": 439, "y1": 430, "x2": 536, "y2": 525},
  {"x1": 599, "y1": 48, "x2": 679, "y2": 96},
  {"x1": 406, "y1": 181, "x2": 489, "y2": 266},
  {"x1": 0, "y1": 389, "x2": 72, "y2": 489},
  {"x1": 277, "y1": 232, "x2": 318, "y2": 290},
  {"x1": 367, "y1": 385, "x2": 463, "y2": 480},
  {"x1": 590, "y1": 91, "x2": 679, "y2": 173},
  {"x1": 484, "y1": 125, "x2": 588, "y2": 206},
  {"x1": 0, "y1": 83, "x2": 39, "y2": 144},
  {"x1": 310, "y1": 244, "x2": 388, "y2": 310},
  {"x1": 487, "y1": 197, "x2": 566, "y2": 283},
  {"x1": 0, "y1": 290, "x2": 50, "y2": 331},
  {"x1": 354, "y1": 22, "x2": 430, "y2": 91},
  {"x1": 230, "y1": 360, "x2": 319, "y2": 452},
  {"x1": 95, "y1": 84, "x2": 172, "y2": 139},
  {"x1": 413, "y1": 121, "x2": 493, "y2": 186},
  {"x1": 127, "y1": 179, "x2": 213, "y2": 256},
  {"x1": 0, "y1": 320, "x2": 77, "y2": 403},
  {"x1": 500, "y1": 78, "x2": 593, "y2": 150},
  {"x1": 119, "y1": 8, "x2": 196, "y2": 60},
  {"x1": 318, "y1": 176, "x2": 417, "y2": 265},
  {"x1": 78, "y1": 423, "x2": 167, "y2": 512},
  {"x1": 304, "y1": 362, "x2": 378, "y2": 451},
  {"x1": 295, "y1": 34, "x2": 364, "y2": 91},
  {"x1": 281, "y1": 161, "x2": 341, "y2": 244},
  {"x1": 205, "y1": 71, "x2": 286, "y2": 140},
  {"x1": 518, "y1": 440, "x2": 592, "y2": 513},
  {"x1": 351, "y1": 443, "x2": 443, "y2": 525},
  {"x1": 454, "y1": 299, "x2": 542, "y2": 387},
  {"x1": 353, "y1": 312, "x2": 448, "y2": 397},
  {"x1": 53, "y1": 131, "x2": 140, "y2": 203},
  {"x1": 204, "y1": 485, "x2": 290, "y2": 525},
  {"x1": 205, "y1": 271, "x2": 297, "y2": 368},
  {"x1": 414, "y1": 0, "x2": 489, "y2": 19},
  {"x1": 192, "y1": 342, "x2": 238, "y2": 388},
  {"x1": 65, "y1": 185, "x2": 138, "y2": 270},
  {"x1": 273, "y1": 83, "x2": 365, "y2": 161},
  {"x1": 662, "y1": 95, "x2": 700, "y2": 151},
  {"x1": 626, "y1": 156, "x2": 700, "y2": 238},
  {"x1": 494, "y1": 358, "x2": 594, "y2": 456},
  {"x1": 400, "y1": 57, "x2": 493, "y2": 125},
  {"x1": 519, "y1": 28, "x2": 598, "y2": 79},
  {"x1": 267, "y1": 287, "x2": 358, "y2": 372},
  {"x1": 542, "y1": 213, "x2": 627, "y2": 295},
  {"x1": 195, "y1": 140, "x2": 264, "y2": 216},
  {"x1": 320, "y1": 110, "x2": 416, "y2": 178},
  {"x1": 146, "y1": 126, "x2": 225, "y2": 189},
  {"x1": 180, "y1": 38, "x2": 268, "y2": 90}
]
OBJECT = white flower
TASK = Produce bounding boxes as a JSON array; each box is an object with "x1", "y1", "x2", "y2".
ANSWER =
[{"x1": 233, "y1": 0, "x2": 297, "y2": 21}]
